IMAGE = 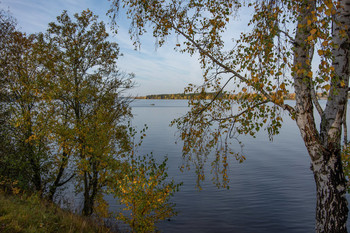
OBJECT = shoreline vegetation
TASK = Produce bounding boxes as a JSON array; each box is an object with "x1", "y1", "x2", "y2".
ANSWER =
[
  {"x1": 1, "y1": 9, "x2": 181, "y2": 233},
  {"x1": 0, "y1": 192, "x2": 116, "y2": 233},
  {"x1": 133, "y1": 92, "x2": 327, "y2": 100}
]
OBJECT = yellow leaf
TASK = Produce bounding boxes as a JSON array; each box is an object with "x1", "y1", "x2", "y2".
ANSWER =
[
  {"x1": 242, "y1": 87, "x2": 247, "y2": 93},
  {"x1": 318, "y1": 50, "x2": 324, "y2": 56},
  {"x1": 341, "y1": 80, "x2": 346, "y2": 87},
  {"x1": 326, "y1": 1, "x2": 333, "y2": 9},
  {"x1": 307, "y1": 35, "x2": 314, "y2": 41},
  {"x1": 310, "y1": 29, "x2": 317, "y2": 35},
  {"x1": 324, "y1": 84, "x2": 331, "y2": 91},
  {"x1": 279, "y1": 83, "x2": 286, "y2": 89}
]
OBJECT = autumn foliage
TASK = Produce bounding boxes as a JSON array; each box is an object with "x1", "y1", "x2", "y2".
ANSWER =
[
  {"x1": 0, "y1": 8, "x2": 181, "y2": 232},
  {"x1": 109, "y1": 0, "x2": 350, "y2": 232}
]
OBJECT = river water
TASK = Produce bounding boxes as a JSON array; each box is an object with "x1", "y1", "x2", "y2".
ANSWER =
[{"x1": 108, "y1": 99, "x2": 349, "y2": 233}]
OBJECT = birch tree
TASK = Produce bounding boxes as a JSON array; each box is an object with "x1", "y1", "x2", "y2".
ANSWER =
[{"x1": 108, "y1": 0, "x2": 350, "y2": 232}]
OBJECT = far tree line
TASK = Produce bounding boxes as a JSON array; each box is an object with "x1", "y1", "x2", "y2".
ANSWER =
[{"x1": 136, "y1": 92, "x2": 329, "y2": 100}]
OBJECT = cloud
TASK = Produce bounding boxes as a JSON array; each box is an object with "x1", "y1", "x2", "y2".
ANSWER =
[
  {"x1": 2, "y1": 0, "x2": 111, "y2": 33},
  {"x1": 118, "y1": 42, "x2": 203, "y2": 96},
  {"x1": 0, "y1": 0, "x2": 211, "y2": 96}
]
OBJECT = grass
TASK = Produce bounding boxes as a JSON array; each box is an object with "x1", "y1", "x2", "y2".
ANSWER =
[{"x1": 0, "y1": 192, "x2": 114, "y2": 233}]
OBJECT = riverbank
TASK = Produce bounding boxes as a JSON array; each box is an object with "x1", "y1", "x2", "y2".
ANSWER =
[{"x1": 0, "y1": 192, "x2": 115, "y2": 233}]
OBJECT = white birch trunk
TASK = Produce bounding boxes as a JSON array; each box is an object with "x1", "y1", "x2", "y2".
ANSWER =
[{"x1": 293, "y1": 0, "x2": 349, "y2": 232}]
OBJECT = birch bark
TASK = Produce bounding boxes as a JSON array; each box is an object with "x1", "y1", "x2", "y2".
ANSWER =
[{"x1": 294, "y1": 0, "x2": 350, "y2": 232}]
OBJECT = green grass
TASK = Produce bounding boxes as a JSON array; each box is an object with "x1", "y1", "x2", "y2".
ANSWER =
[{"x1": 0, "y1": 192, "x2": 114, "y2": 233}]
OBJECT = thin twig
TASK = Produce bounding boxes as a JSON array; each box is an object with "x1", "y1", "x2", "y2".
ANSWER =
[
  {"x1": 211, "y1": 100, "x2": 269, "y2": 122},
  {"x1": 195, "y1": 76, "x2": 234, "y2": 116},
  {"x1": 278, "y1": 29, "x2": 295, "y2": 43}
]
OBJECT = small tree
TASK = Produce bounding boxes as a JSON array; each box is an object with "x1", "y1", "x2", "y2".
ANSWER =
[
  {"x1": 110, "y1": 126, "x2": 182, "y2": 232},
  {"x1": 45, "y1": 9, "x2": 134, "y2": 215}
]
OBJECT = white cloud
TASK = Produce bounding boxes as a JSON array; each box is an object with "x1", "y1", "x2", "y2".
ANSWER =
[
  {"x1": 118, "y1": 42, "x2": 203, "y2": 96},
  {"x1": 3, "y1": 0, "x2": 251, "y2": 96},
  {"x1": 2, "y1": 0, "x2": 111, "y2": 33}
]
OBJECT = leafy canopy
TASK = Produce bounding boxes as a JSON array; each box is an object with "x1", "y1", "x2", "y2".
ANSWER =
[{"x1": 108, "y1": 0, "x2": 347, "y2": 188}]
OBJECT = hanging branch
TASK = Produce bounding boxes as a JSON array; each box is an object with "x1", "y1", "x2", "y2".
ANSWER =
[{"x1": 195, "y1": 75, "x2": 234, "y2": 116}]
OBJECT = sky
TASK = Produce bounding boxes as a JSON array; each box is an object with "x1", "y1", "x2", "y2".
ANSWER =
[{"x1": 1, "y1": 0, "x2": 207, "y2": 96}]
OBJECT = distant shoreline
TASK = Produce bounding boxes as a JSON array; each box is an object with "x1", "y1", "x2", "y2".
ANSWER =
[{"x1": 133, "y1": 92, "x2": 329, "y2": 100}]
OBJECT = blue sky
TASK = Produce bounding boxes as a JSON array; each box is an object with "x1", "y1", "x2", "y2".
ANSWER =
[{"x1": 1, "y1": 0, "x2": 205, "y2": 96}]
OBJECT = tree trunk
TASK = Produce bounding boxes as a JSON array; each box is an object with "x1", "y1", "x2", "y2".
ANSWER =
[
  {"x1": 293, "y1": 0, "x2": 349, "y2": 232},
  {"x1": 81, "y1": 163, "x2": 99, "y2": 216},
  {"x1": 82, "y1": 171, "x2": 93, "y2": 216},
  {"x1": 24, "y1": 119, "x2": 42, "y2": 193},
  {"x1": 310, "y1": 148, "x2": 348, "y2": 232},
  {"x1": 48, "y1": 151, "x2": 68, "y2": 200},
  {"x1": 48, "y1": 152, "x2": 75, "y2": 201}
]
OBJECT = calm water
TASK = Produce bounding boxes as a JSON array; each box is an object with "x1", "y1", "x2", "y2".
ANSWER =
[{"x1": 110, "y1": 99, "x2": 350, "y2": 233}]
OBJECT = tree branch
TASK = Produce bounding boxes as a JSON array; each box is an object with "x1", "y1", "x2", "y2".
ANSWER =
[
  {"x1": 311, "y1": 86, "x2": 324, "y2": 117},
  {"x1": 308, "y1": 41, "x2": 324, "y2": 117},
  {"x1": 170, "y1": 22, "x2": 295, "y2": 115},
  {"x1": 57, "y1": 173, "x2": 75, "y2": 187},
  {"x1": 278, "y1": 29, "x2": 295, "y2": 43},
  {"x1": 195, "y1": 75, "x2": 234, "y2": 116},
  {"x1": 211, "y1": 100, "x2": 269, "y2": 122},
  {"x1": 343, "y1": 92, "x2": 348, "y2": 147}
]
